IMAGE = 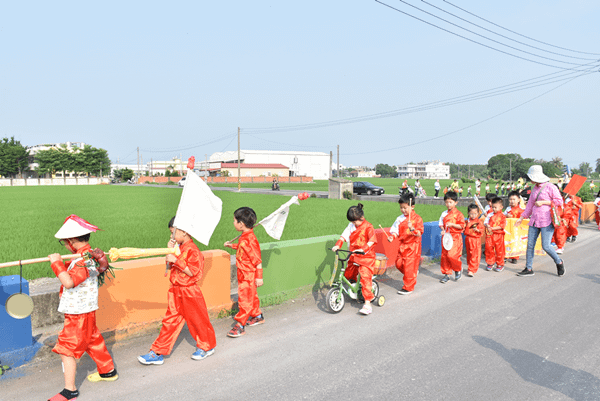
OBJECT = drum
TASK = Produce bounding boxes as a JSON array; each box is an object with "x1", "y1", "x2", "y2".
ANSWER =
[{"x1": 373, "y1": 253, "x2": 388, "y2": 276}]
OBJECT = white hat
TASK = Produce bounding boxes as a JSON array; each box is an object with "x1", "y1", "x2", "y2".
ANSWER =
[
  {"x1": 55, "y1": 215, "x2": 100, "y2": 239},
  {"x1": 527, "y1": 165, "x2": 549, "y2": 183}
]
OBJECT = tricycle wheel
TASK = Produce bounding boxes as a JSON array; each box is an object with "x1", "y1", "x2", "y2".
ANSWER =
[
  {"x1": 326, "y1": 287, "x2": 345, "y2": 313},
  {"x1": 376, "y1": 295, "x2": 386, "y2": 307},
  {"x1": 371, "y1": 280, "x2": 380, "y2": 299}
]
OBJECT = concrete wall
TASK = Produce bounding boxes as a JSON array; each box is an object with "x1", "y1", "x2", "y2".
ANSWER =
[
  {"x1": 138, "y1": 176, "x2": 314, "y2": 184},
  {"x1": 0, "y1": 177, "x2": 110, "y2": 187}
]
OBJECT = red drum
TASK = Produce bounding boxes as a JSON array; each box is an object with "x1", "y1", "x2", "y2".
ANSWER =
[{"x1": 373, "y1": 253, "x2": 388, "y2": 276}]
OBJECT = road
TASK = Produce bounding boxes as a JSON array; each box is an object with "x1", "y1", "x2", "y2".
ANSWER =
[{"x1": 2, "y1": 225, "x2": 599, "y2": 400}]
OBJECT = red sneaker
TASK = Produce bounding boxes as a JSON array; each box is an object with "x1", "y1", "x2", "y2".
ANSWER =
[
  {"x1": 227, "y1": 323, "x2": 245, "y2": 338},
  {"x1": 246, "y1": 314, "x2": 265, "y2": 327}
]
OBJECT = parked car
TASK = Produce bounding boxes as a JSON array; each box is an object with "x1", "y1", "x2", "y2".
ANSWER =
[
  {"x1": 353, "y1": 181, "x2": 385, "y2": 196},
  {"x1": 178, "y1": 177, "x2": 186, "y2": 187}
]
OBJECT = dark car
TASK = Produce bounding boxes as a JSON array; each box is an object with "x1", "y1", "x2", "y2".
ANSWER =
[{"x1": 353, "y1": 181, "x2": 385, "y2": 196}]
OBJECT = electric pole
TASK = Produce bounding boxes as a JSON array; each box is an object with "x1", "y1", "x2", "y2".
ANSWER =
[
  {"x1": 237, "y1": 127, "x2": 241, "y2": 191},
  {"x1": 329, "y1": 151, "x2": 333, "y2": 179},
  {"x1": 137, "y1": 147, "x2": 140, "y2": 180},
  {"x1": 337, "y1": 145, "x2": 340, "y2": 178}
]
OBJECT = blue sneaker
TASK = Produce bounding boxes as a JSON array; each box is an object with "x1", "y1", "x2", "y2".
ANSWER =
[
  {"x1": 191, "y1": 348, "x2": 215, "y2": 361},
  {"x1": 138, "y1": 350, "x2": 164, "y2": 365},
  {"x1": 485, "y1": 265, "x2": 493, "y2": 271}
]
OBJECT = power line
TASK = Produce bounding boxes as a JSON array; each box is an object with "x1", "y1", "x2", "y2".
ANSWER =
[
  {"x1": 140, "y1": 133, "x2": 237, "y2": 153},
  {"x1": 421, "y1": 0, "x2": 597, "y2": 61},
  {"x1": 443, "y1": 0, "x2": 600, "y2": 56},
  {"x1": 244, "y1": 133, "x2": 333, "y2": 150},
  {"x1": 340, "y1": 68, "x2": 590, "y2": 156},
  {"x1": 373, "y1": 0, "x2": 592, "y2": 70},
  {"x1": 242, "y1": 62, "x2": 598, "y2": 135},
  {"x1": 392, "y1": 0, "x2": 588, "y2": 66}
]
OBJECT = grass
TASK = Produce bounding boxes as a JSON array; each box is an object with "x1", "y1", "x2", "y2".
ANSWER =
[{"x1": 0, "y1": 185, "x2": 464, "y2": 280}]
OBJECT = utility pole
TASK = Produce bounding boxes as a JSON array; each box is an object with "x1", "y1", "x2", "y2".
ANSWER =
[
  {"x1": 337, "y1": 145, "x2": 340, "y2": 178},
  {"x1": 137, "y1": 147, "x2": 140, "y2": 180},
  {"x1": 150, "y1": 158, "x2": 153, "y2": 176},
  {"x1": 237, "y1": 127, "x2": 241, "y2": 191},
  {"x1": 329, "y1": 151, "x2": 333, "y2": 179}
]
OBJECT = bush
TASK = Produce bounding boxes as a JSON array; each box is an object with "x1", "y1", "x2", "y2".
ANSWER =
[
  {"x1": 310, "y1": 193, "x2": 317, "y2": 198},
  {"x1": 461, "y1": 177, "x2": 475, "y2": 183},
  {"x1": 343, "y1": 190, "x2": 352, "y2": 200}
]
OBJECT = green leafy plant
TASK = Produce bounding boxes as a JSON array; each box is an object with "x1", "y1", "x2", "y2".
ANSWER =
[{"x1": 342, "y1": 190, "x2": 352, "y2": 200}]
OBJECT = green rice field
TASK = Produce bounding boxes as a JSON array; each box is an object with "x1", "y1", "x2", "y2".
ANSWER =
[{"x1": 0, "y1": 185, "x2": 464, "y2": 280}]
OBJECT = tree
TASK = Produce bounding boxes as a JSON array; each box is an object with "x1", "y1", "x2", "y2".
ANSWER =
[
  {"x1": 375, "y1": 163, "x2": 397, "y2": 177},
  {"x1": 551, "y1": 156, "x2": 563, "y2": 170},
  {"x1": 575, "y1": 162, "x2": 592, "y2": 177},
  {"x1": 595, "y1": 158, "x2": 600, "y2": 174},
  {"x1": 122, "y1": 168, "x2": 134, "y2": 181},
  {"x1": 0, "y1": 137, "x2": 29, "y2": 178}
]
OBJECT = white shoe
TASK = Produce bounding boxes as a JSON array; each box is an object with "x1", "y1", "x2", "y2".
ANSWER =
[
  {"x1": 556, "y1": 248, "x2": 564, "y2": 254},
  {"x1": 359, "y1": 305, "x2": 372, "y2": 315}
]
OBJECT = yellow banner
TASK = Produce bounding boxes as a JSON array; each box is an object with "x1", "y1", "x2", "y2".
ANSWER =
[{"x1": 504, "y1": 218, "x2": 545, "y2": 257}]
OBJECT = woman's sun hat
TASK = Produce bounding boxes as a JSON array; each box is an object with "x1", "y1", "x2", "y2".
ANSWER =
[{"x1": 527, "y1": 165, "x2": 550, "y2": 183}]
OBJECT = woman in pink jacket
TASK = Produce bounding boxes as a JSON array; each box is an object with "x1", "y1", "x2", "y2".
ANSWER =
[{"x1": 515, "y1": 165, "x2": 564, "y2": 277}]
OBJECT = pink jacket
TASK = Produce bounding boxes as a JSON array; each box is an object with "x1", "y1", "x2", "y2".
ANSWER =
[{"x1": 522, "y1": 183, "x2": 563, "y2": 228}]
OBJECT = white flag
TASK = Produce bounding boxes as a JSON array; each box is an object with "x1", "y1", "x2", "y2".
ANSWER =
[
  {"x1": 173, "y1": 171, "x2": 222, "y2": 245},
  {"x1": 258, "y1": 196, "x2": 299, "y2": 240}
]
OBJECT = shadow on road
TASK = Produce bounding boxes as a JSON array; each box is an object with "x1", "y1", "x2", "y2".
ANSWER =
[
  {"x1": 577, "y1": 273, "x2": 600, "y2": 285},
  {"x1": 473, "y1": 336, "x2": 600, "y2": 401}
]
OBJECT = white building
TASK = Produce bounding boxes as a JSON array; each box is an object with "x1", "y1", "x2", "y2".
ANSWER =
[
  {"x1": 396, "y1": 160, "x2": 449, "y2": 179},
  {"x1": 209, "y1": 150, "x2": 330, "y2": 179},
  {"x1": 27, "y1": 142, "x2": 86, "y2": 178}
]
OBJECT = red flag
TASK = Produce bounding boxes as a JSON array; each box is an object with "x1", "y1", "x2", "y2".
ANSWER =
[
  {"x1": 563, "y1": 174, "x2": 586, "y2": 196},
  {"x1": 187, "y1": 156, "x2": 195, "y2": 170},
  {"x1": 298, "y1": 192, "x2": 309, "y2": 201}
]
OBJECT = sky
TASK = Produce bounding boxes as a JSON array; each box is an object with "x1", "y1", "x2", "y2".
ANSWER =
[{"x1": 1, "y1": 0, "x2": 599, "y2": 170}]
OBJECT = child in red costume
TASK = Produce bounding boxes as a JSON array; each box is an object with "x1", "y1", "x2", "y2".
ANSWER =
[
  {"x1": 594, "y1": 191, "x2": 600, "y2": 230},
  {"x1": 48, "y1": 215, "x2": 117, "y2": 401},
  {"x1": 484, "y1": 197, "x2": 507, "y2": 272},
  {"x1": 224, "y1": 207, "x2": 264, "y2": 337},
  {"x1": 388, "y1": 193, "x2": 423, "y2": 295},
  {"x1": 439, "y1": 191, "x2": 465, "y2": 283},
  {"x1": 464, "y1": 204, "x2": 484, "y2": 277},
  {"x1": 332, "y1": 203, "x2": 377, "y2": 315},
  {"x1": 552, "y1": 192, "x2": 569, "y2": 255},
  {"x1": 138, "y1": 217, "x2": 216, "y2": 365},
  {"x1": 565, "y1": 194, "x2": 582, "y2": 242},
  {"x1": 504, "y1": 191, "x2": 524, "y2": 264},
  {"x1": 482, "y1": 193, "x2": 495, "y2": 268}
]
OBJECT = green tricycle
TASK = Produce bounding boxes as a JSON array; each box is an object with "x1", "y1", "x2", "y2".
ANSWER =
[{"x1": 326, "y1": 248, "x2": 387, "y2": 313}]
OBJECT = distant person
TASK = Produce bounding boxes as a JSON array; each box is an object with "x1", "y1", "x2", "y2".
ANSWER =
[
  {"x1": 501, "y1": 182, "x2": 506, "y2": 196},
  {"x1": 467, "y1": 185, "x2": 472, "y2": 197},
  {"x1": 464, "y1": 204, "x2": 484, "y2": 277},
  {"x1": 224, "y1": 207, "x2": 265, "y2": 336},
  {"x1": 388, "y1": 193, "x2": 423, "y2": 295},
  {"x1": 459, "y1": 186, "x2": 464, "y2": 197},
  {"x1": 443, "y1": 186, "x2": 448, "y2": 196},
  {"x1": 450, "y1": 179, "x2": 459, "y2": 192},
  {"x1": 495, "y1": 182, "x2": 499, "y2": 195},
  {"x1": 485, "y1": 182, "x2": 490, "y2": 194},
  {"x1": 590, "y1": 180, "x2": 596, "y2": 194},
  {"x1": 484, "y1": 197, "x2": 507, "y2": 272},
  {"x1": 434, "y1": 179, "x2": 441, "y2": 197},
  {"x1": 504, "y1": 191, "x2": 524, "y2": 264},
  {"x1": 476, "y1": 178, "x2": 481, "y2": 196},
  {"x1": 438, "y1": 191, "x2": 465, "y2": 283},
  {"x1": 515, "y1": 165, "x2": 564, "y2": 277},
  {"x1": 594, "y1": 190, "x2": 600, "y2": 230},
  {"x1": 331, "y1": 204, "x2": 377, "y2": 315},
  {"x1": 414, "y1": 179, "x2": 421, "y2": 195},
  {"x1": 551, "y1": 189, "x2": 569, "y2": 255}
]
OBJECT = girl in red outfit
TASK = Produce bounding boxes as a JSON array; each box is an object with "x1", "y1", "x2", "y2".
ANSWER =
[
  {"x1": 484, "y1": 197, "x2": 507, "y2": 272},
  {"x1": 439, "y1": 191, "x2": 465, "y2": 283},
  {"x1": 138, "y1": 217, "x2": 216, "y2": 365},
  {"x1": 565, "y1": 194, "x2": 582, "y2": 242},
  {"x1": 465, "y1": 204, "x2": 484, "y2": 276},
  {"x1": 332, "y1": 203, "x2": 377, "y2": 315},
  {"x1": 49, "y1": 215, "x2": 118, "y2": 401},
  {"x1": 388, "y1": 194, "x2": 423, "y2": 294},
  {"x1": 504, "y1": 191, "x2": 524, "y2": 264}
]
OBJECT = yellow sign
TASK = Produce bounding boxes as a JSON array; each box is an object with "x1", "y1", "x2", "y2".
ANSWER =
[{"x1": 504, "y1": 218, "x2": 545, "y2": 257}]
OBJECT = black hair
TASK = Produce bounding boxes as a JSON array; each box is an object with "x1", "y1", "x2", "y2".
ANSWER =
[
  {"x1": 597, "y1": 190, "x2": 600, "y2": 198},
  {"x1": 507, "y1": 191, "x2": 520, "y2": 198},
  {"x1": 234, "y1": 207, "x2": 257, "y2": 228},
  {"x1": 467, "y1": 203, "x2": 479, "y2": 213},
  {"x1": 168, "y1": 216, "x2": 176, "y2": 228},
  {"x1": 346, "y1": 203, "x2": 365, "y2": 222},
  {"x1": 398, "y1": 193, "x2": 415, "y2": 206},
  {"x1": 444, "y1": 191, "x2": 458, "y2": 202},
  {"x1": 485, "y1": 193, "x2": 496, "y2": 202},
  {"x1": 491, "y1": 197, "x2": 503, "y2": 206},
  {"x1": 76, "y1": 233, "x2": 90, "y2": 242}
]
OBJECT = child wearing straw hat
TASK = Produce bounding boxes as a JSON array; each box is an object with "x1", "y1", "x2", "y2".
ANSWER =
[{"x1": 48, "y1": 215, "x2": 117, "y2": 401}]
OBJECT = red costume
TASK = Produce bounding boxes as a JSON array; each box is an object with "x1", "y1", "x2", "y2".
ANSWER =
[
  {"x1": 230, "y1": 229, "x2": 262, "y2": 326},
  {"x1": 505, "y1": 205, "x2": 524, "y2": 261},
  {"x1": 464, "y1": 218, "x2": 483, "y2": 274},
  {"x1": 565, "y1": 195, "x2": 582, "y2": 238},
  {"x1": 151, "y1": 239, "x2": 216, "y2": 355},
  {"x1": 51, "y1": 244, "x2": 115, "y2": 375},
  {"x1": 551, "y1": 204, "x2": 568, "y2": 250},
  {"x1": 392, "y1": 213, "x2": 423, "y2": 292},
  {"x1": 335, "y1": 221, "x2": 377, "y2": 301},
  {"x1": 485, "y1": 212, "x2": 506, "y2": 267},
  {"x1": 440, "y1": 208, "x2": 465, "y2": 274}
]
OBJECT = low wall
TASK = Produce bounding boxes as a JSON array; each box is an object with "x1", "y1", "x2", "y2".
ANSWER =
[
  {"x1": 0, "y1": 177, "x2": 110, "y2": 187},
  {"x1": 138, "y1": 176, "x2": 314, "y2": 184},
  {"x1": 580, "y1": 202, "x2": 597, "y2": 223}
]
